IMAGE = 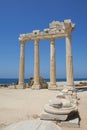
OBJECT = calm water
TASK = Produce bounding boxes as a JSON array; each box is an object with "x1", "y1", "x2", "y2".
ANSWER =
[{"x1": 0, "y1": 78, "x2": 87, "y2": 84}]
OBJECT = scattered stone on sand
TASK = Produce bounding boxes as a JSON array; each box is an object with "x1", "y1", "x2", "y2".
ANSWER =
[
  {"x1": 75, "y1": 81, "x2": 87, "y2": 87},
  {"x1": 8, "y1": 85, "x2": 16, "y2": 89},
  {"x1": 40, "y1": 87, "x2": 80, "y2": 127}
]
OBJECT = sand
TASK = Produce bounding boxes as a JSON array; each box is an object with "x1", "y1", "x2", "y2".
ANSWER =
[{"x1": 0, "y1": 86, "x2": 87, "y2": 130}]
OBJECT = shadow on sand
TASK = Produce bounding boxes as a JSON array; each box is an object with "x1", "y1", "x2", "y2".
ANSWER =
[{"x1": 76, "y1": 87, "x2": 87, "y2": 92}]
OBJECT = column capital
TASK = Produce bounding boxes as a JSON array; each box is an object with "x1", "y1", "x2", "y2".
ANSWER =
[
  {"x1": 20, "y1": 40, "x2": 26, "y2": 44},
  {"x1": 34, "y1": 39, "x2": 40, "y2": 45},
  {"x1": 50, "y1": 38, "x2": 55, "y2": 44},
  {"x1": 50, "y1": 38, "x2": 55, "y2": 41},
  {"x1": 66, "y1": 32, "x2": 72, "y2": 38}
]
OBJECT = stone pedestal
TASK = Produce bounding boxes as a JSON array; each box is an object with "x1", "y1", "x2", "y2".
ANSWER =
[
  {"x1": 32, "y1": 40, "x2": 41, "y2": 89},
  {"x1": 17, "y1": 41, "x2": 25, "y2": 89},
  {"x1": 49, "y1": 39, "x2": 57, "y2": 89},
  {"x1": 66, "y1": 35, "x2": 74, "y2": 87}
]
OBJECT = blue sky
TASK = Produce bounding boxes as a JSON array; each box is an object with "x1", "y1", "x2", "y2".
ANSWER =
[{"x1": 0, "y1": 0, "x2": 87, "y2": 79}]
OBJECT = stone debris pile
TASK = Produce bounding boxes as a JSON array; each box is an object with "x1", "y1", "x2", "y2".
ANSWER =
[
  {"x1": 40, "y1": 87, "x2": 80, "y2": 127},
  {"x1": 28, "y1": 76, "x2": 48, "y2": 89}
]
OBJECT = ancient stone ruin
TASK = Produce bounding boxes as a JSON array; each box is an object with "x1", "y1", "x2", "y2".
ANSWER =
[
  {"x1": 16, "y1": 19, "x2": 75, "y2": 89},
  {"x1": 4, "y1": 20, "x2": 80, "y2": 129}
]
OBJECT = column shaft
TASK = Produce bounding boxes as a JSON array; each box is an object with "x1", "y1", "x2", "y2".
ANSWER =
[
  {"x1": 66, "y1": 35, "x2": 74, "y2": 86},
  {"x1": 18, "y1": 42, "x2": 25, "y2": 88},
  {"x1": 49, "y1": 39, "x2": 57, "y2": 89},
  {"x1": 32, "y1": 40, "x2": 41, "y2": 89}
]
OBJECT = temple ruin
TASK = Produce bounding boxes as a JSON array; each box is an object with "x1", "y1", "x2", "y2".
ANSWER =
[{"x1": 17, "y1": 19, "x2": 75, "y2": 89}]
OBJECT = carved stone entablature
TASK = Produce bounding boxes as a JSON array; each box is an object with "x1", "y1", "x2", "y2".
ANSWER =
[
  {"x1": 49, "y1": 20, "x2": 75, "y2": 34},
  {"x1": 18, "y1": 19, "x2": 75, "y2": 42},
  {"x1": 49, "y1": 20, "x2": 64, "y2": 33},
  {"x1": 64, "y1": 19, "x2": 75, "y2": 32},
  {"x1": 44, "y1": 28, "x2": 50, "y2": 33},
  {"x1": 33, "y1": 30, "x2": 40, "y2": 35}
]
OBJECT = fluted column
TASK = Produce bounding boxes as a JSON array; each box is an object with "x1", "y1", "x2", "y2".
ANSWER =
[
  {"x1": 32, "y1": 40, "x2": 41, "y2": 89},
  {"x1": 18, "y1": 41, "x2": 25, "y2": 88},
  {"x1": 49, "y1": 39, "x2": 57, "y2": 89},
  {"x1": 66, "y1": 34, "x2": 74, "y2": 86}
]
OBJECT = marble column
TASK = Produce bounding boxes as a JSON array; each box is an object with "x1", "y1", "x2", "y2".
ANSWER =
[
  {"x1": 66, "y1": 34, "x2": 74, "y2": 86},
  {"x1": 32, "y1": 40, "x2": 41, "y2": 89},
  {"x1": 49, "y1": 39, "x2": 57, "y2": 89},
  {"x1": 18, "y1": 41, "x2": 25, "y2": 88}
]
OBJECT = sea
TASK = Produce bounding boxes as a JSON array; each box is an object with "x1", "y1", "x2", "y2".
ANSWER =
[{"x1": 0, "y1": 78, "x2": 87, "y2": 84}]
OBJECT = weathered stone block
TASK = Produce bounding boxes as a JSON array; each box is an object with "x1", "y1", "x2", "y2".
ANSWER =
[
  {"x1": 44, "y1": 104, "x2": 77, "y2": 115},
  {"x1": 40, "y1": 111, "x2": 68, "y2": 121}
]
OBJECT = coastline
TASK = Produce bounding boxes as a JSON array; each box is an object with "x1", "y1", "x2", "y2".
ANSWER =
[
  {"x1": 0, "y1": 80, "x2": 87, "y2": 88},
  {"x1": 0, "y1": 78, "x2": 87, "y2": 84}
]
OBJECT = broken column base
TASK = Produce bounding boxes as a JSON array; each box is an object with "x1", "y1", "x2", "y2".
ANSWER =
[
  {"x1": 40, "y1": 111, "x2": 68, "y2": 121},
  {"x1": 40, "y1": 102, "x2": 80, "y2": 128},
  {"x1": 48, "y1": 84, "x2": 58, "y2": 90},
  {"x1": 16, "y1": 84, "x2": 26, "y2": 89},
  {"x1": 40, "y1": 111, "x2": 80, "y2": 128},
  {"x1": 32, "y1": 84, "x2": 41, "y2": 90}
]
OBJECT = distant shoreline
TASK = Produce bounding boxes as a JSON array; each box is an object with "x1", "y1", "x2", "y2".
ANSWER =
[
  {"x1": 0, "y1": 80, "x2": 87, "y2": 88},
  {"x1": 0, "y1": 78, "x2": 87, "y2": 84}
]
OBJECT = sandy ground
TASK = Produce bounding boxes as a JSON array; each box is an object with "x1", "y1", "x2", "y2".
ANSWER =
[{"x1": 0, "y1": 86, "x2": 87, "y2": 130}]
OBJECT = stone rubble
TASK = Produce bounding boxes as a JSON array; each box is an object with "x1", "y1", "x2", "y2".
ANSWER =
[{"x1": 40, "y1": 86, "x2": 80, "y2": 127}]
